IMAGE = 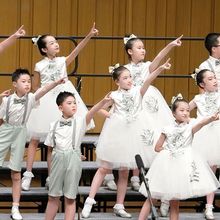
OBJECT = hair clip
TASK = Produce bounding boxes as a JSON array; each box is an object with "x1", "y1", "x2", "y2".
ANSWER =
[
  {"x1": 32, "y1": 35, "x2": 41, "y2": 45},
  {"x1": 191, "y1": 68, "x2": 200, "y2": 82},
  {"x1": 108, "y1": 63, "x2": 120, "y2": 74},
  {"x1": 123, "y1": 34, "x2": 137, "y2": 45},
  {"x1": 171, "y1": 93, "x2": 183, "y2": 105}
]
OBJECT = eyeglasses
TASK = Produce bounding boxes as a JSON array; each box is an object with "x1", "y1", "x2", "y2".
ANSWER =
[{"x1": 214, "y1": 45, "x2": 220, "y2": 47}]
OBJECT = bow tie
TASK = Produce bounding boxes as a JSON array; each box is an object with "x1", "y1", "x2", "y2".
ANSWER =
[
  {"x1": 215, "y1": 60, "x2": 220, "y2": 66},
  {"x1": 14, "y1": 98, "x2": 26, "y2": 105},
  {"x1": 60, "y1": 121, "x2": 72, "y2": 127}
]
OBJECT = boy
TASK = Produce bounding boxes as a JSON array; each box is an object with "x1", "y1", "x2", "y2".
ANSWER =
[
  {"x1": 44, "y1": 91, "x2": 111, "y2": 220},
  {"x1": 199, "y1": 33, "x2": 220, "y2": 90},
  {"x1": 0, "y1": 68, "x2": 65, "y2": 220}
]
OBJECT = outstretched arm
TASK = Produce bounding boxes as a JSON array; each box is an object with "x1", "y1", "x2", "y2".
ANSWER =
[
  {"x1": 35, "y1": 77, "x2": 66, "y2": 101},
  {"x1": 189, "y1": 99, "x2": 197, "y2": 111},
  {"x1": 0, "y1": 89, "x2": 11, "y2": 104},
  {"x1": 140, "y1": 58, "x2": 171, "y2": 96},
  {"x1": 149, "y1": 35, "x2": 182, "y2": 73},
  {"x1": 155, "y1": 133, "x2": 166, "y2": 152},
  {"x1": 192, "y1": 112, "x2": 219, "y2": 134},
  {"x1": 86, "y1": 93, "x2": 113, "y2": 125},
  {"x1": 0, "y1": 25, "x2": 25, "y2": 54},
  {"x1": 66, "y1": 22, "x2": 99, "y2": 66}
]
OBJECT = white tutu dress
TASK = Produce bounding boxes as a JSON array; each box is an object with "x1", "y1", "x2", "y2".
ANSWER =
[
  {"x1": 27, "y1": 57, "x2": 94, "y2": 141},
  {"x1": 139, "y1": 120, "x2": 220, "y2": 201},
  {"x1": 96, "y1": 86, "x2": 156, "y2": 169},
  {"x1": 192, "y1": 92, "x2": 220, "y2": 166},
  {"x1": 125, "y1": 62, "x2": 174, "y2": 166}
]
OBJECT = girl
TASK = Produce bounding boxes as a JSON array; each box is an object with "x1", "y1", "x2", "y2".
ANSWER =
[
  {"x1": 81, "y1": 59, "x2": 171, "y2": 218},
  {"x1": 138, "y1": 96, "x2": 220, "y2": 220},
  {"x1": 190, "y1": 69, "x2": 220, "y2": 220},
  {"x1": 22, "y1": 23, "x2": 98, "y2": 191}
]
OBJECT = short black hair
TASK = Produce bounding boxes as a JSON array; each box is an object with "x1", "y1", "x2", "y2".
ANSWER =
[
  {"x1": 204, "y1": 33, "x2": 220, "y2": 55},
  {"x1": 56, "y1": 91, "x2": 75, "y2": 106},
  {"x1": 12, "y1": 68, "x2": 31, "y2": 82}
]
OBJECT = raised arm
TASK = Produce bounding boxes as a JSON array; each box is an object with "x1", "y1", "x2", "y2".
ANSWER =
[
  {"x1": 149, "y1": 35, "x2": 182, "y2": 73},
  {"x1": 155, "y1": 133, "x2": 166, "y2": 152},
  {"x1": 86, "y1": 93, "x2": 113, "y2": 125},
  {"x1": 140, "y1": 58, "x2": 171, "y2": 96},
  {"x1": 0, "y1": 25, "x2": 25, "y2": 54},
  {"x1": 0, "y1": 89, "x2": 11, "y2": 104},
  {"x1": 189, "y1": 99, "x2": 197, "y2": 111},
  {"x1": 192, "y1": 113, "x2": 219, "y2": 134},
  {"x1": 66, "y1": 22, "x2": 99, "y2": 66},
  {"x1": 31, "y1": 71, "x2": 41, "y2": 92}
]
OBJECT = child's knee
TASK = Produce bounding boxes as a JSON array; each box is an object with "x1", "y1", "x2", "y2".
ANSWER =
[{"x1": 11, "y1": 171, "x2": 21, "y2": 182}]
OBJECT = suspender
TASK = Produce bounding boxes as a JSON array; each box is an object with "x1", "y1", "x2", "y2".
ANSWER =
[
  {"x1": 5, "y1": 94, "x2": 29, "y2": 125},
  {"x1": 52, "y1": 118, "x2": 76, "y2": 149}
]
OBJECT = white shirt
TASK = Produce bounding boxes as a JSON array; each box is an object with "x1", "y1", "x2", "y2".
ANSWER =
[
  {"x1": 44, "y1": 116, "x2": 87, "y2": 151},
  {"x1": 0, "y1": 93, "x2": 38, "y2": 126}
]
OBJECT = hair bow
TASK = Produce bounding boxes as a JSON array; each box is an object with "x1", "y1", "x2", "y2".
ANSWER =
[
  {"x1": 108, "y1": 63, "x2": 120, "y2": 74},
  {"x1": 123, "y1": 34, "x2": 137, "y2": 45},
  {"x1": 191, "y1": 68, "x2": 200, "y2": 82},
  {"x1": 32, "y1": 35, "x2": 41, "y2": 45},
  {"x1": 171, "y1": 93, "x2": 183, "y2": 105}
]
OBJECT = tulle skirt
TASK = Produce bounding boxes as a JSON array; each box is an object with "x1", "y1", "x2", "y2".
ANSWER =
[
  {"x1": 139, "y1": 147, "x2": 219, "y2": 201},
  {"x1": 27, "y1": 80, "x2": 94, "y2": 141}
]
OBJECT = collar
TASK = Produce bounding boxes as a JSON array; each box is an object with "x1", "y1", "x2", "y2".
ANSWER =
[{"x1": 130, "y1": 61, "x2": 144, "y2": 67}]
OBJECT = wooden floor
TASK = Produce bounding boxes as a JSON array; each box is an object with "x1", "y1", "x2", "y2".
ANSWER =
[{"x1": 1, "y1": 212, "x2": 220, "y2": 220}]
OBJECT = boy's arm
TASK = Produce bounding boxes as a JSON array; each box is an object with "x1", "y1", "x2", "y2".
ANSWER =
[
  {"x1": 66, "y1": 23, "x2": 98, "y2": 66},
  {"x1": 47, "y1": 146, "x2": 53, "y2": 176},
  {"x1": 0, "y1": 25, "x2": 25, "y2": 54},
  {"x1": 149, "y1": 35, "x2": 182, "y2": 73},
  {"x1": 192, "y1": 113, "x2": 219, "y2": 134},
  {"x1": 140, "y1": 58, "x2": 171, "y2": 97},
  {"x1": 0, "y1": 89, "x2": 11, "y2": 105},
  {"x1": 32, "y1": 71, "x2": 41, "y2": 92},
  {"x1": 86, "y1": 93, "x2": 113, "y2": 125},
  {"x1": 155, "y1": 133, "x2": 166, "y2": 152},
  {"x1": 34, "y1": 77, "x2": 66, "y2": 101}
]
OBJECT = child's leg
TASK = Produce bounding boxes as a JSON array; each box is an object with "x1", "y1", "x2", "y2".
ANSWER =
[
  {"x1": 169, "y1": 200, "x2": 179, "y2": 220},
  {"x1": 64, "y1": 197, "x2": 76, "y2": 220},
  {"x1": 45, "y1": 196, "x2": 60, "y2": 220},
  {"x1": 21, "y1": 139, "x2": 39, "y2": 190},
  {"x1": 130, "y1": 168, "x2": 140, "y2": 191},
  {"x1": 138, "y1": 199, "x2": 152, "y2": 220}
]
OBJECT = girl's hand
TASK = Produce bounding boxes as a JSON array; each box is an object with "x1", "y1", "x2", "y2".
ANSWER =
[
  {"x1": 0, "y1": 89, "x2": 11, "y2": 97},
  {"x1": 160, "y1": 58, "x2": 171, "y2": 70},
  {"x1": 81, "y1": 154, "x2": 86, "y2": 161},
  {"x1": 169, "y1": 35, "x2": 183, "y2": 47},
  {"x1": 13, "y1": 25, "x2": 26, "y2": 38},
  {"x1": 55, "y1": 77, "x2": 67, "y2": 85},
  {"x1": 88, "y1": 22, "x2": 99, "y2": 37},
  {"x1": 103, "y1": 92, "x2": 113, "y2": 104},
  {"x1": 210, "y1": 112, "x2": 219, "y2": 122}
]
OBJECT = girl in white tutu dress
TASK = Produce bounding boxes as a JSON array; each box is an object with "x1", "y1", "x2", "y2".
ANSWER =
[
  {"x1": 139, "y1": 96, "x2": 220, "y2": 220},
  {"x1": 21, "y1": 23, "x2": 98, "y2": 191},
  {"x1": 81, "y1": 60, "x2": 171, "y2": 219},
  {"x1": 190, "y1": 69, "x2": 220, "y2": 219}
]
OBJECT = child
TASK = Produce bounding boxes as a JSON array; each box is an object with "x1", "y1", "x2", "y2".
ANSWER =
[
  {"x1": 22, "y1": 23, "x2": 99, "y2": 191},
  {"x1": 199, "y1": 33, "x2": 220, "y2": 90},
  {"x1": 0, "y1": 89, "x2": 11, "y2": 104},
  {"x1": 81, "y1": 59, "x2": 171, "y2": 218},
  {"x1": 0, "y1": 68, "x2": 65, "y2": 220},
  {"x1": 190, "y1": 69, "x2": 220, "y2": 219},
  {"x1": 44, "y1": 91, "x2": 111, "y2": 220},
  {"x1": 138, "y1": 96, "x2": 220, "y2": 220},
  {"x1": 0, "y1": 25, "x2": 25, "y2": 54}
]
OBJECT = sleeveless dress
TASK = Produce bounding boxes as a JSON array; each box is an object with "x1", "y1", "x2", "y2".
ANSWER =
[
  {"x1": 139, "y1": 120, "x2": 220, "y2": 200},
  {"x1": 192, "y1": 92, "x2": 220, "y2": 166},
  {"x1": 96, "y1": 86, "x2": 155, "y2": 169},
  {"x1": 27, "y1": 56, "x2": 94, "y2": 141}
]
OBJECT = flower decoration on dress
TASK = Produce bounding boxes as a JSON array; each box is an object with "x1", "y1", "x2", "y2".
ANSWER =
[
  {"x1": 108, "y1": 63, "x2": 120, "y2": 74},
  {"x1": 191, "y1": 68, "x2": 200, "y2": 83},
  {"x1": 171, "y1": 93, "x2": 183, "y2": 105},
  {"x1": 123, "y1": 34, "x2": 137, "y2": 45},
  {"x1": 32, "y1": 35, "x2": 41, "y2": 45}
]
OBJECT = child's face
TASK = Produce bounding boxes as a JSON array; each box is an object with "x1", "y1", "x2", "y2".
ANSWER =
[
  {"x1": 201, "y1": 71, "x2": 218, "y2": 92},
  {"x1": 212, "y1": 36, "x2": 220, "y2": 58},
  {"x1": 43, "y1": 36, "x2": 60, "y2": 57},
  {"x1": 173, "y1": 102, "x2": 190, "y2": 123},
  {"x1": 116, "y1": 69, "x2": 133, "y2": 90},
  {"x1": 128, "y1": 40, "x2": 146, "y2": 62},
  {"x1": 13, "y1": 74, "x2": 31, "y2": 96},
  {"x1": 59, "y1": 96, "x2": 77, "y2": 118}
]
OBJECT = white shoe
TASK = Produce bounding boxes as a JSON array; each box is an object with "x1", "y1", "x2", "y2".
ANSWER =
[
  {"x1": 103, "y1": 179, "x2": 117, "y2": 191},
  {"x1": 113, "y1": 204, "x2": 132, "y2": 218},
  {"x1": 160, "y1": 201, "x2": 169, "y2": 217},
  {"x1": 21, "y1": 171, "x2": 34, "y2": 191},
  {"x1": 205, "y1": 204, "x2": 215, "y2": 220},
  {"x1": 45, "y1": 176, "x2": 50, "y2": 190},
  {"x1": 130, "y1": 176, "x2": 140, "y2": 191},
  {"x1": 11, "y1": 206, "x2": 23, "y2": 220},
  {"x1": 81, "y1": 197, "x2": 96, "y2": 218}
]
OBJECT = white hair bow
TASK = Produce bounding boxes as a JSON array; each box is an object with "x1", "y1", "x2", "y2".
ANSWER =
[
  {"x1": 108, "y1": 63, "x2": 120, "y2": 74},
  {"x1": 32, "y1": 35, "x2": 41, "y2": 45},
  {"x1": 123, "y1": 34, "x2": 137, "y2": 45},
  {"x1": 171, "y1": 93, "x2": 183, "y2": 105},
  {"x1": 191, "y1": 68, "x2": 200, "y2": 82}
]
